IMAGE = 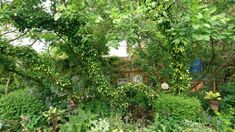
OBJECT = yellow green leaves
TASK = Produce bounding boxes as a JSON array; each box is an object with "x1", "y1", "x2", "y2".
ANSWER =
[
  {"x1": 204, "y1": 91, "x2": 222, "y2": 101},
  {"x1": 192, "y1": 24, "x2": 200, "y2": 30},
  {"x1": 191, "y1": 4, "x2": 232, "y2": 42},
  {"x1": 192, "y1": 34, "x2": 210, "y2": 41}
]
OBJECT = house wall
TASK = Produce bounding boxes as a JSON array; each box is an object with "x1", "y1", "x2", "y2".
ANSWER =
[{"x1": 115, "y1": 57, "x2": 147, "y2": 85}]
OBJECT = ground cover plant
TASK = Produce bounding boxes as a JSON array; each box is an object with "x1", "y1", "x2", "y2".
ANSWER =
[{"x1": 0, "y1": 0, "x2": 234, "y2": 131}]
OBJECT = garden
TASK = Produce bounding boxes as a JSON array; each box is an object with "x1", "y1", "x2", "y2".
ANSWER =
[{"x1": 0, "y1": 0, "x2": 235, "y2": 131}]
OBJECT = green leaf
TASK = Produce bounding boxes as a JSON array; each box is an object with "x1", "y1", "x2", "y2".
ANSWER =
[
  {"x1": 172, "y1": 39, "x2": 180, "y2": 44},
  {"x1": 203, "y1": 24, "x2": 211, "y2": 28},
  {"x1": 196, "y1": 13, "x2": 203, "y2": 19},
  {"x1": 209, "y1": 7, "x2": 217, "y2": 15},
  {"x1": 106, "y1": 40, "x2": 119, "y2": 48},
  {"x1": 54, "y1": 13, "x2": 61, "y2": 21},
  {"x1": 95, "y1": 15, "x2": 103, "y2": 23},
  {"x1": 192, "y1": 24, "x2": 200, "y2": 29},
  {"x1": 193, "y1": 34, "x2": 210, "y2": 41}
]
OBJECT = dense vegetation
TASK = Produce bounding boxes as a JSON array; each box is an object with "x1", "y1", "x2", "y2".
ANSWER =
[{"x1": 0, "y1": 0, "x2": 234, "y2": 131}]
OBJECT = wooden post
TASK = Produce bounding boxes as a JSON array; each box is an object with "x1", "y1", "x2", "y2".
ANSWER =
[{"x1": 213, "y1": 81, "x2": 216, "y2": 92}]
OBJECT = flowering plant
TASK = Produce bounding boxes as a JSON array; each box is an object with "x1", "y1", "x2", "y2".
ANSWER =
[{"x1": 161, "y1": 83, "x2": 169, "y2": 90}]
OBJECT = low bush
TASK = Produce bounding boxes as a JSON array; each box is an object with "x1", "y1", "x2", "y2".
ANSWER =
[
  {"x1": 0, "y1": 89, "x2": 46, "y2": 131},
  {"x1": 153, "y1": 94, "x2": 201, "y2": 121}
]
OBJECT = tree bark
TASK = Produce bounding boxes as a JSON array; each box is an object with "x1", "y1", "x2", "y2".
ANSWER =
[{"x1": 5, "y1": 75, "x2": 11, "y2": 95}]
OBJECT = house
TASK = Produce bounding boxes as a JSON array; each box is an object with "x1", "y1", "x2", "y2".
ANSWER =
[{"x1": 107, "y1": 41, "x2": 147, "y2": 85}]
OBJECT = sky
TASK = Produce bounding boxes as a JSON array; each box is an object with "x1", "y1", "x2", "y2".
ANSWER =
[{"x1": 4, "y1": 30, "x2": 128, "y2": 57}]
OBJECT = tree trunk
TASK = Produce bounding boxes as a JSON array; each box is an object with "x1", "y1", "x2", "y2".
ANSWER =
[{"x1": 5, "y1": 75, "x2": 11, "y2": 95}]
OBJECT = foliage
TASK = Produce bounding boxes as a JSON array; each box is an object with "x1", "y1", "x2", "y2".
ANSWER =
[
  {"x1": 0, "y1": 0, "x2": 234, "y2": 131},
  {"x1": 146, "y1": 113, "x2": 212, "y2": 132},
  {"x1": 59, "y1": 109, "x2": 97, "y2": 132},
  {"x1": 0, "y1": 89, "x2": 46, "y2": 131},
  {"x1": 219, "y1": 82, "x2": 235, "y2": 129},
  {"x1": 111, "y1": 83, "x2": 157, "y2": 121},
  {"x1": 90, "y1": 118, "x2": 110, "y2": 132},
  {"x1": 0, "y1": 84, "x2": 4, "y2": 97},
  {"x1": 20, "y1": 114, "x2": 46, "y2": 132},
  {"x1": 220, "y1": 82, "x2": 235, "y2": 109},
  {"x1": 215, "y1": 109, "x2": 235, "y2": 131},
  {"x1": 204, "y1": 91, "x2": 222, "y2": 101},
  {"x1": 43, "y1": 107, "x2": 65, "y2": 132},
  {"x1": 153, "y1": 94, "x2": 201, "y2": 121},
  {"x1": 60, "y1": 111, "x2": 146, "y2": 132},
  {"x1": 104, "y1": 114, "x2": 146, "y2": 132},
  {"x1": 43, "y1": 107, "x2": 65, "y2": 123},
  {"x1": 80, "y1": 99, "x2": 111, "y2": 117}
]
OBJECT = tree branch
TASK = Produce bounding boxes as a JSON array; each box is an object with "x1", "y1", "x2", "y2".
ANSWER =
[
  {"x1": 29, "y1": 38, "x2": 39, "y2": 47},
  {"x1": 6, "y1": 31, "x2": 29, "y2": 43},
  {"x1": 1, "y1": 30, "x2": 17, "y2": 36},
  {"x1": 0, "y1": 0, "x2": 2, "y2": 8},
  {"x1": 7, "y1": 68, "x2": 44, "y2": 86}
]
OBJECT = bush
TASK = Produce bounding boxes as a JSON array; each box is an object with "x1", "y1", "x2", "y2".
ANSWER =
[
  {"x1": 0, "y1": 89, "x2": 46, "y2": 131},
  {"x1": 111, "y1": 83, "x2": 157, "y2": 122},
  {"x1": 153, "y1": 94, "x2": 201, "y2": 121},
  {"x1": 220, "y1": 82, "x2": 235, "y2": 129},
  {"x1": 146, "y1": 114, "x2": 211, "y2": 132},
  {"x1": 0, "y1": 84, "x2": 4, "y2": 97},
  {"x1": 80, "y1": 99, "x2": 111, "y2": 116},
  {"x1": 221, "y1": 82, "x2": 235, "y2": 109}
]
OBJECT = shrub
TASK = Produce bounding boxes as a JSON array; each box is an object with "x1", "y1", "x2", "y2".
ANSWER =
[
  {"x1": 0, "y1": 84, "x2": 4, "y2": 97},
  {"x1": 220, "y1": 82, "x2": 235, "y2": 129},
  {"x1": 0, "y1": 89, "x2": 46, "y2": 131},
  {"x1": 146, "y1": 114, "x2": 211, "y2": 132},
  {"x1": 80, "y1": 99, "x2": 111, "y2": 116},
  {"x1": 153, "y1": 94, "x2": 201, "y2": 121},
  {"x1": 111, "y1": 83, "x2": 157, "y2": 122}
]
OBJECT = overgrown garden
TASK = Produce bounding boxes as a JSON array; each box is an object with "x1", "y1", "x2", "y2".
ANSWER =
[{"x1": 0, "y1": 0, "x2": 234, "y2": 131}]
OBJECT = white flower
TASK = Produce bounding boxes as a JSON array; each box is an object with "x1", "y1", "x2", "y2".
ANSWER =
[{"x1": 161, "y1": 83, "x2": 169, "y2": 90}]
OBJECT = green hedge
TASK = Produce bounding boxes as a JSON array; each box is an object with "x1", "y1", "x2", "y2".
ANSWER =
[
  {"x1": 0, "y1": 89, "x2": 46, "y2": 130},
  {"x1": 153, "y1": 94, "x2": 201, "y2": 121}
]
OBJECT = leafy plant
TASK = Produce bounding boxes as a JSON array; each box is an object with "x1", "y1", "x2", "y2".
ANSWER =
[
  {"x1": 20, "y1": 114, "x2": 46, "y2": 131},
  {"x1": 80, "y1": 99, "x2": 111, "y2": 117},
  {"x1": 0, "y1": 89, "x2": 46, "y2": 131},
  {"x1": 153, "y1": 94, "x2": 201, "y2": 121},
  {"x1": 146, "y1": 113, "x2": 212, "y2": 132},
  {"x1": 59, "y1": 109, "x2": 97, "y2": 132},
  {"x1": 204, "y1": 91, "x2": 222, "y2": 101},
  {"x1": 216, "y1": 109, "x2": 235, "y2": 131},
  {"x1": 111, "y1": 83, "x2": 157, "y2": 122},
  {"x1": 43, "y1": 106, "x2": 65, "y2": 132},
  {"x1": 0, "y1": 84, "x2": 4, "y2": 97},
  {"x1": 90, "y1": 118, "x2": 110, "y2": 132},
  {"x1": 219, "y1": 82, "x2": 235, "y2": 130}
]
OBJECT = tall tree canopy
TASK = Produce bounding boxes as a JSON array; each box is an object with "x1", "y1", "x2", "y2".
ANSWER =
[{"x1": 0, "y1": 0, "x2": 234, "y2": 96}]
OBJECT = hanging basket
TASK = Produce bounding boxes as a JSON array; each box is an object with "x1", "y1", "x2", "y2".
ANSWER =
[{"x1": 209, "y1": 100, "x2": 219, "y2": 111}]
